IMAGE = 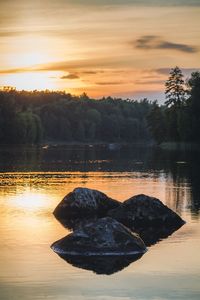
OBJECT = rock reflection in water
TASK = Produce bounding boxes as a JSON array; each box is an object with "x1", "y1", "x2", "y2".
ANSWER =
[
  {"x1": 51, "y1": 216, "x2": 146, "y2": 274},
  {"x1": 55, "y1": 252, "x2": 144, "y2": 275},
  {"x1": 52, "y1": 188, "x2": 185, "y2": 274},
  {"x1": 51, "y1": 216, "x2": 184, "y2": 274},
  {"x1": 132, "y1": 223, "x2": 184, "y2": 246}
]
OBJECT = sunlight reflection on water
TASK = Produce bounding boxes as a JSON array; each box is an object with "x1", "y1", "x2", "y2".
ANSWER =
[{"x1": 0, "y1": 145, "x2": 200, "y2": 299}]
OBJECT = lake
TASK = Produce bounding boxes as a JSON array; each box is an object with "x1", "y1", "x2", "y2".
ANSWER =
[{"x1": 0, "y1": 144, "x2": 200, "y2": 300}]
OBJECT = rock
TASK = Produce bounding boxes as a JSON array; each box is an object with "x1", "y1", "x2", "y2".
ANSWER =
[
  {"x1": 56, "y1": 253, "x2": 143, "y2": 275},
  {"x1": 51, "y1": 217, "x2": 147, "y2": 256},
  {"x1": 108, "y1": 194, "x2": 185, "y2": 228},
  {"x1": 53, "y1": 187, "x2": 120, "y2": 219},
  {"x1": 54, "y1": 215, "x2": 99, "y2": 231}
]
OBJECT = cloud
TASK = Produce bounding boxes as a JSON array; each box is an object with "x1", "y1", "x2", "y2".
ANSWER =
[
  {"x1": 81, "y1": 71, "x2": 97, "y2": 75},
  {"x1": 0, "y1": 56, "x2": 124, "y2": 74},
  {"x1": 0, "y1": 67, "x2": 31, "y2": 74},
  {"x1": 95, "y1": 81, "x2": 126, "y2": 85},
  {"x1": 134, "y1": 35, "x2": 198, "y2": 53},
  {"x1": 81, "y1": 70, "x2": 105, "y2": 75},
  {"x1": 155, "y1": 67, "x2": 200, "y2": 76},
  {"x1": 58, "y1": 0, "x2": 200, "y2": 7},
  {"x1": 37, "y1": 57, "x2": 125, "y2": 72},
  {"x1": 0, "y1": 29, "x2": 61, "y2": 38},
  {"x1": 157, "y1": 41, "x2": 197, "y2": 53},
  {"x1": 135, "y1": 79, "x2": 165, "y2": 85},
  {"x1": 60, "y1": 73, "x2": 79, "y2": 79}
]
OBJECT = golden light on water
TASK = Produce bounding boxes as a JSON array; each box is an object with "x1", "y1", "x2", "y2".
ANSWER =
[{"x1": 11, "y1": 190, "x2": 50, "y2": 212}]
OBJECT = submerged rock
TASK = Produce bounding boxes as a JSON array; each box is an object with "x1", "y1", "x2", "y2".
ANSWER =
[
  {"x1": 108, "y1": 194, "x2": 185, "y2": 229},
  {"x1": 56, "y1": 253, "x2": 143, "y2": 275},
  {"x1": 51, "y1": 217, "x2": 147, "y2": 256},
  {"x1": 53, "y1": 187, "x2": 120, "y2": 219}
]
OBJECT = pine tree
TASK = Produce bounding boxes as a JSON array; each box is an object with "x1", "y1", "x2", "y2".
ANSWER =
[{"x1": 165, "y1": 66, "x2": 185, "y2": 107}]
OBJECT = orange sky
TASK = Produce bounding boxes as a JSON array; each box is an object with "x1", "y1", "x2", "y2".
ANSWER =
[{"x1": 0, "y1": 0, "x2": 200, "y2": 101}]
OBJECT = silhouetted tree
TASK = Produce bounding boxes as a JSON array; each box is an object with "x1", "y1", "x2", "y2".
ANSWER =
[
  {"x1": 165, "y1": 67, "x2": 185, "y2": 108},
  {"x1": 186, "y1": 71, "x2": 200, "y2": 142},
  {"x1": 147, "y1": 102, "x2": 166, "y2": 144}
]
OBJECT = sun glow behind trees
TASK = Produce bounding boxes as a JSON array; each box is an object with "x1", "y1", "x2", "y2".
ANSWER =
[
  {"x1": 1, "y1": 72, "x2": 58, "y2": 91},
  {"x1": 0, "y1": 67, "x2": 199, "y2": 145},
  {"x1": 0, "y1": 1, "x2": 199, "y2": 99}
]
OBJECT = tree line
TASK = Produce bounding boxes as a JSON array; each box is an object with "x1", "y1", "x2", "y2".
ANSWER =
[
  {"x1": 0, "y1": 89, "x2": 153, "y2": 144},
  {"x1": 148, "y1": 67, "x2": 200, "y2": 144},
  {"x1": 0, "y1": 67, "x2": 199, "y2": 145}
]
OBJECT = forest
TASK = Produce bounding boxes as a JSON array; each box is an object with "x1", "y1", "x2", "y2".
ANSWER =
[
  {"x1": 0, "y1": 67, "x2": 199, "y2": 145},
  {"x1": 0, "y1": 89, "x2": 152, "y2": 144},
  {"x1": 148, "y1": 68, "x2": 200, "y2": 144}
]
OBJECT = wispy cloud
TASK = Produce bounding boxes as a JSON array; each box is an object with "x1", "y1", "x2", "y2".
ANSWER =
[
  {"x1": 81, "y1": 70, "x2": 104, "y2": 75},
  {"x1": 0, "y1": 67, "x2": 31, "y2": 74},
  {"x1": 0, "y1": 57, "x2": 125, "y2": 74},
  {"x1": 60, "y1": 73, "x2": 79, "y2": 79},
  {"x1": 95, "y1": 81, "x2": 126, "y2": 85},
  {"x1": 134, "y1": 35, "x2": 198, "y2": 53},
  {"x1": 135, "y1": 79, "x2": 165, "y2": 85},
  {"x1": 155, "y1": 67, "x2": 200, "y2": 77},
  {"x1": 62, "y1": 0, "x2": 200, "y2": 7}
]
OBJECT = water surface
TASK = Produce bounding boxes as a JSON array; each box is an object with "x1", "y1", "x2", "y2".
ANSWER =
[{"x1": 0, "y1": 145, "x2": 200, "y2": 300}]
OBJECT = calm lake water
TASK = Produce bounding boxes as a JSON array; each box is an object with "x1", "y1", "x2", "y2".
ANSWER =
[{"x1": 0, "y1": 144, "x2": 200, "y2": 300}]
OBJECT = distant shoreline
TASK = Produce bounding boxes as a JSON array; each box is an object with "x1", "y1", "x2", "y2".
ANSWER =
[
  {"x1": 0, "y1": 141, "x2": 199, "y2": 151},
  {"x1": 0, "y1": 140, "x2": 154, "y2": 148},
  {"x1": 160, "y1": 142, "x2": 200, "y2": 151}
]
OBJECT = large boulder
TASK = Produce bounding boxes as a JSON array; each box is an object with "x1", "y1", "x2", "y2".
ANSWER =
[
  {"x1": 51, "y1": 217, "x2": 147, "y2": 256},
  {"x1": 53, "y1": 187, "x2": 120, "y2": 219},
  {"x1": 108, "y1": 194, "x2": 185, "y2": 229},
  {"x1": 55, "y1": 215, "x2": 99, "y2": 231}
]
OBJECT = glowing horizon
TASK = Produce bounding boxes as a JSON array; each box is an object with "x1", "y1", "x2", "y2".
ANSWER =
[{"x1": 0, "y1": 1, "x2": 200, "y2": 101}]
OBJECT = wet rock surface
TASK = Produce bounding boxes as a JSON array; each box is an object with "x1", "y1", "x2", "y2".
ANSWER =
[
  {"x1": 51, "y1": 217, "x2": 147, "y2": 255},
  {"x1": 108, "y1": 194, "x2": 185, "y2": 229},
  {"x1": 54, "y1": 215, "x2": 99, "y2": 231},
  {"x1": 55, "y1": 215, "x2": 184, "y2": 247},
  {"x1": 53, "y1": 187, "x2": 120, "y2": 219}
]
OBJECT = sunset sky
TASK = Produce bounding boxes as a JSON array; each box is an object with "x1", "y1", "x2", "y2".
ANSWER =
[{"x1": 0, "y1": 0, "x2": 200, "y2": 101}]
